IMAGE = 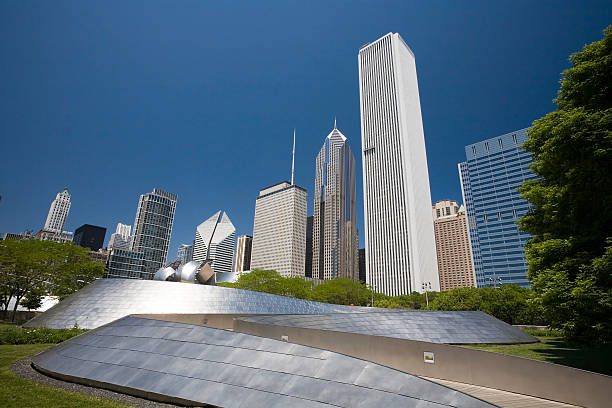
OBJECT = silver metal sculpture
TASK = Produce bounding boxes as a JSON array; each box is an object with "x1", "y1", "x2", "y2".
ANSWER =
[{"x1": 153, "y1": 266, "x2": 177, "y2": 281}]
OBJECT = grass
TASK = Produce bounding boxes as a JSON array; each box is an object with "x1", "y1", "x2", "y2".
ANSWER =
[
  {"x1": 467, "y1": 335, "x2": 612, "y2": 376},
  {"x1": 0, "y1": 323, "x2": 87, "y2": 345},
  {"x1": 0, "y1": 344, "x2": 133, "y2": 408}
]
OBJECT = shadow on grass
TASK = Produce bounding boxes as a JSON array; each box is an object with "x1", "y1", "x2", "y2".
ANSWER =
[{"x1": 532, "y1": 338, "x2": 612, "y2": 376}]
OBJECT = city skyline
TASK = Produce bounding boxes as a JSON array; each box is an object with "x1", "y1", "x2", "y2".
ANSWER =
[{"x1": 1, "y1": 3, "x2": 611, "y2": 260}]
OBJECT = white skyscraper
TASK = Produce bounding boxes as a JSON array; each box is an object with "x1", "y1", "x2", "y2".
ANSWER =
[
  {"x1": 107, "y1": 223, "x2": 131, "y2": 250},
  {"x1": 193, "y1": 211, "x2": 236, "y2": 274},
  {"x1": 44, "y1": 188, "x2": 71, "y2": 233},
  {"x1": 358, "y1": 33, "x2": 439, "y2": 295},
  {"x1": 312, "y1": 123, "x2": 358, "y2": 280},
  {"x1": 250, "y1": 182, "x2": 307, "y2": 277}
]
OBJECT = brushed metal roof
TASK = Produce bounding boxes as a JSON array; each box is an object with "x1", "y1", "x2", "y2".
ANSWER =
[
  {"x1": 237, "y1": 311, "x2": 537, "y2": 344},
  {"x1": 24, "y1": 278, "x2": 368, "y2": 329},
  {"x1": 32, "y1": 316, "x2": 495, "y2": 408}
]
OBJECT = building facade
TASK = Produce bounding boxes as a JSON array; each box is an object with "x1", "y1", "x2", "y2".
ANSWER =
[
  {"x1": 305, "y1": 216, "x2": 313, "y2": 278},
  {"x1": 458, "y1": 128, "x2": 536, "y2": 288},
  {"x1": 312, "y1": 124, "x2": 359, "y2": 281},
  {"x1": 74, "y1": 224, "x2": 107, "y2": 251},
  {"x1": 250, "y1": 182, "x2": 307, "y2": 277},
  {"x1": 177, "y1": 243, "x2": 193, "y2": 265},
  {"x1": 358, "y1": 32, "x2": 439, "y2": 295},
  {"x1": 106, "y1": 248, "x2": 145, "y2": 279},
  {"x1": 193, "y1": 211, "x2": 236, "y2": 274},
  {"x1": 35, "y1": 229, "x2": 73, "y2": 243},
  {"x1": 44, "y1": 188, "x2": 71, "y2": 233},
  {"x1": 432, "y1": 200, "x2": 475, "y2": 291},
  {"x1": 130, "y1": 189, "x2": 177, "y2": 279},
  {"x1": 235, "y1": 235, "x2": 253, "y2": 272},
  {"x1": 107, "y1": 223, "x2": 131, "y2": 250}
]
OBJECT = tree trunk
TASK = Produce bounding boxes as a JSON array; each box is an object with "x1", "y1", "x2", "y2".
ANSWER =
[{"x1": 11, "y1": 295, "x2": 23, "y2": 322}]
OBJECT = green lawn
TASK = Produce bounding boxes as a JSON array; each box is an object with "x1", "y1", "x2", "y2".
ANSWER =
[
  {"x1": 467, "y1": 336, "x2": 612, "y2": 376},
  {"x1": 0, "y1": 343, "x2": 133, "y2": 408}
]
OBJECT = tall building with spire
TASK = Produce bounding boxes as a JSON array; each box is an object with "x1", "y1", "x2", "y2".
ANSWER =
[
  {"x1": 193, "y1": 211, "x2": 236, "y2": 274},
  {"x1": 44, "y1": 188, "x2": 71, "y2": 233},
  {"x1": 312, "y1": 122, "x2": 358, "y2": 280},
  {"x1": 250, "y1": 130, "x2": 307, "y2": 277},
  {"x1": 130, "y1": 188, "x2": 177, "y2": 279},
  {"x1": 358, "y1": 33, "x2": 439, "y2": 295}
]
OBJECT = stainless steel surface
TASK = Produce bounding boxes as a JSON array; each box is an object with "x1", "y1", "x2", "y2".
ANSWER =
[
  {"x1": 32, "y1": 316, "x2": 495, "y2": 408},
  {"x1": 177, "y1": 260, "x2": 200, "y2": 281},
  {"x1": 153, "y1": 266, "x2": 177, "y2": 281},
  {"x1": 236, "y1": 310, "x2": 537, "y2": 344},
  {"x1": 24, "y1": 278, "x2": 371, "y2": 329}
]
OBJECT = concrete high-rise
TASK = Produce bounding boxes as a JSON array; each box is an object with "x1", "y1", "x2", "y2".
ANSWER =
[
  {"x1": 432, "y1": 200, "x2": 475, "y2": 291},
  {"x1": 130, "y1": 188, "x2": 177, "y2": 279},
  {"x1": 459, "y1": 128, "x2": 536, "y2": 288},
  {"x1": 358, "y1": 32, "x2": 439, "y2": 295},
  {"x1": 312, "y1": 123, "x2": 358, "y2": 281},
  {"x1": 250, "y1": 182, "x2": 307, "y2": 277},
  {"x1": 193, "y1": 211, "x2": 236, "y2": 274},
  {"x1": 235, "y1": 235, "x2": 253, "y2": 272},
  {"x1": 107, "y1": 223, "x2": 131, "y2": 250},
  {"x1": 44, "y1": 188, "x2": 71, "y2": 233}
]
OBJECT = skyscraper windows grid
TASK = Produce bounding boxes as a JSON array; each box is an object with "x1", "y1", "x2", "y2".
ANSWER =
[
  {"x1": 459, "y1": 128, "x2": 536, "y2": 288},
  {"x1": 358, "y1": 32, "x2": 439, "y2": 295}
]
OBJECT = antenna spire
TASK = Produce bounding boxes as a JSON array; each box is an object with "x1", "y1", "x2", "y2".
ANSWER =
[
  {"x1": 291, "y1": 129, "x2": 296, "y2": 185},
  {"x1": 334, "y1": 117, "x2": 337, "y2": 129}
]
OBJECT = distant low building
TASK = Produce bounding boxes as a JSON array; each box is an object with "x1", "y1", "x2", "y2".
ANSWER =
[
  {"x1": 2, "y1": 230, "x2": 34, "y2": 241},
  {"x1": 35, "y1": 229, "x2": 73, "y2": 243},
  {"x1": 74, "y1": 224, "x2": 106, "y2": 251},
  {"x1": 89, "y1": 248, "x2": 109, "y2": 264}
]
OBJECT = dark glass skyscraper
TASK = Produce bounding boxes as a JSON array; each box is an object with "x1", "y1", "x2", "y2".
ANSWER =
[
  {"x1": 73, "y1": 224, "x2": 107, "y2": 251},
  {"x1": 459, "y1": 128, "x2": 536, "y2": 288}
]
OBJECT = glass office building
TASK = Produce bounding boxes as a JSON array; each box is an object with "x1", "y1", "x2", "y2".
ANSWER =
[{"x1": 458, "y1": 128, "x2": 536, "y2": 288}]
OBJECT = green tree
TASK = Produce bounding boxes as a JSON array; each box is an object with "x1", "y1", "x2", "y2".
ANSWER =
[
  {"x1": 20, "y1": 288, "x2": 44, "y2": 311},
  {"x1": 519, "y1": 26, "x2": 612, "y2": 342},
  {"x1": 309, "y1": 278, "x2": 372, "y2": 306},
  {"x1": 220, "y1": 269, "x2": 285, "y2": 294},
  {"x1": 0, "y1": 240, "x2": 104, "y2": 321}
]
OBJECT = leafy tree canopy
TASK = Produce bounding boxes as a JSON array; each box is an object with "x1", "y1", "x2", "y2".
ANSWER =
[
  {"x1": 519, "y1": 26, "x2": 612, "y2": 342},
  {"x1": 0, "y1": 239, "x2": 105, "y2": 321}
]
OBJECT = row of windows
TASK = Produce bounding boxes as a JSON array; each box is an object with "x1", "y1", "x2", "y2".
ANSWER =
[{"x1": 470, "y1": 134, "x2": 521, "y2": 157}]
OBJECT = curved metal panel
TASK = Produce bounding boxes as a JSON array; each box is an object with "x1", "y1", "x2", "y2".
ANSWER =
[
  {"x1": 24, "y1": 278, "x2": 371, "y2": 329},
  {"x1": 237, "y1": 311, "x2": 537, "y2": 344},
  {"x1": 31, "y1": 316, "x2": 495, "y2": 408}
]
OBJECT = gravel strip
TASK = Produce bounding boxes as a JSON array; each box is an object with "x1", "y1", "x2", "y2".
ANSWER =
[{"x1": 11, "y1": 357, "x2": 181, "y2": 407}]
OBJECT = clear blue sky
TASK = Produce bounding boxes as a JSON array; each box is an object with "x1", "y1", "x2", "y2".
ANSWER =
[{"x1": 1, "y1": 1, "x2": 611, "y2": 258}]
